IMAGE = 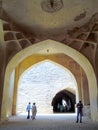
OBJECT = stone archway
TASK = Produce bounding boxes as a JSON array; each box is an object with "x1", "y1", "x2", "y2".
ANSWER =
[
  {"x1": 1, "y1": 39, "x2": 98, "y2": 122},
  {"x1": 51, "y1": 90, "x2": 76, "y2": 113}
]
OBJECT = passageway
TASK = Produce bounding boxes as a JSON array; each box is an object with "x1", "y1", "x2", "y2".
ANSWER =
[
  {"x1": 17, "y1": 61, "x2": 77, "y2": 114},
  {"x1": 52, "y1": 90, "x2": 76, "y2": 113}
]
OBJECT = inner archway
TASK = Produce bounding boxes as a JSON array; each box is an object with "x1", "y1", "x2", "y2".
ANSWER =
[{"x1": 16, "y1": 60, "x2": 77, "y2": 114}]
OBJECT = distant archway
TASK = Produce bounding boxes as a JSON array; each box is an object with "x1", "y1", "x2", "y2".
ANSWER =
[{"x1": 52, "y1": 90, "x2": 76, "y2": 113}]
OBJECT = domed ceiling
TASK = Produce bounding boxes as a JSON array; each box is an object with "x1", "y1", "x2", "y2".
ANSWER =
[{"x1": 2, "y1": 0, "x2": 98, "y2": 38}]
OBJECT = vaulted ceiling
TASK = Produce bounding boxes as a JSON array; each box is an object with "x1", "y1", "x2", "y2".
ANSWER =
[
  {"x1": 1, "y1": 0, "x2": 98, "y2": 39},
  {"x1": 0, "y1": 0, "x2": 98, "y2": 71}
]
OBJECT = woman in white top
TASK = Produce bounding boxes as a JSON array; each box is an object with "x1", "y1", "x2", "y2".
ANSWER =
[{"x1": 31, "y1": 102, "x2": 37, "y2": 120}]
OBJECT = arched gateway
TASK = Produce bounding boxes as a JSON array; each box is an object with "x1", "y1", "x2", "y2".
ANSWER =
[{"x1": 1, "y1": 40, "x2": 98, "y2": 122}]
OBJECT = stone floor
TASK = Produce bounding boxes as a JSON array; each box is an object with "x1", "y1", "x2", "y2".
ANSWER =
[{"x1": 0, "y1": 113, "x2": 98, "y2": 130}]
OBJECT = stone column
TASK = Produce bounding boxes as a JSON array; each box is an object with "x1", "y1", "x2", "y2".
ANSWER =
[{"x1": 12, "y1": 66, "x2": 19, "y2": 115}]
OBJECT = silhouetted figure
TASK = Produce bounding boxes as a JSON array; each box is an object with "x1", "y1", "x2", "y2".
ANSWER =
[
  {"x1": 76, "y1": 100, "x2": 83, "y2": 123},
  {"x1": 31, "y1": 103, "x2": 37, "y2": 120},
  {"x1": 26, "y1": 102, "x2": 31, "y2": 119}
]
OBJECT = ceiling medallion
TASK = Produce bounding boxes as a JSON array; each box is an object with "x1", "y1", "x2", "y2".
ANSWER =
[{"x1": 41, "y1": 0, "x2": 63, "y2": 13}]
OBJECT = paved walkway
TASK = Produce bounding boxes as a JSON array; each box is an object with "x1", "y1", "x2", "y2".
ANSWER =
[{"x1": 0, "y1": 113, "x2": 98, "y2": 130}]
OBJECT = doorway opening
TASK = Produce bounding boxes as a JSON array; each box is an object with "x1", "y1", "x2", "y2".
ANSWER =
[
  {"x1": 52, "y1": 90, "x2": 76, "y2": 113},
  {"x1": 16, "y1": 61, "x2": 77, "y2": 114}
]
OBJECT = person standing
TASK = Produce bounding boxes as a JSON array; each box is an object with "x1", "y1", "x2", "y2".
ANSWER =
[
  {"x1": 26, "y1": 102, "x2": 31, "y2": 119},
  {"x1": 31, "y1": 102, "x2": 37, "y2": 120},
  {"x1": 76, "y1": 100, "x2": 83, "y2": 123}
]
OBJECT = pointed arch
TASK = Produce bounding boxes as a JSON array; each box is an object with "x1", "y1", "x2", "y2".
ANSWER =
[
  {"x1": 1, "y1": 39, "x2": 98, "y2": 121},
  {"x1": 17, "y1": 60, "x2": 78, "y2": 114}
]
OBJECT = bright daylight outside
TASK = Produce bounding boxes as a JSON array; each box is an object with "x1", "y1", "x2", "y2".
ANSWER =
[{"x1": 17, "y1": 61, "x2": 77, "y2": 115}]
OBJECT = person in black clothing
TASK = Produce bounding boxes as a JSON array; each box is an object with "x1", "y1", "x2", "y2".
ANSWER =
[{"x1": 76, "y1": 100, "x2": 83, "y2": 123}]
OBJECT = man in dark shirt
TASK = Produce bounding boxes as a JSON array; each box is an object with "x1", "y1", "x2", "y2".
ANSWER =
[{"x1": 76, "y1": 100, "x2": 83, "y2": 123}]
